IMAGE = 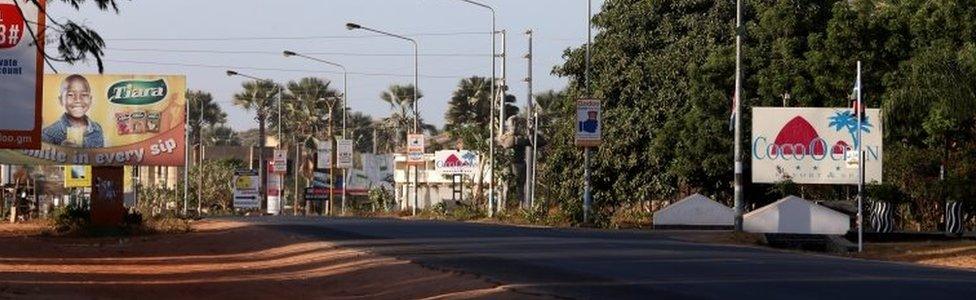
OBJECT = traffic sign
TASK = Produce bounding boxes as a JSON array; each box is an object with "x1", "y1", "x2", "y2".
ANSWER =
[{"x1": 272, "y1": 149, "x2": 287, "y2": 173}]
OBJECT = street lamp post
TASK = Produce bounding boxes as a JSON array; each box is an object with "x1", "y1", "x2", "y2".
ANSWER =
[
  {"x1": 346, "y1": 22, "x2": 421, "y2": 216},
  {"x1": 284, "y1": 50, "x2": 350, "y2": 215},
  {"x1": 226, "y1": 70, "x2": 282, "y2": 214},
  {"x1": 453, "y1": 0, "x2": 497, "y2": 217}
]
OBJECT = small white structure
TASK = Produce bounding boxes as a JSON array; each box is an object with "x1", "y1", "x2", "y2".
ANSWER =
[
  {"x1": 653, "y1": 194, "x2": 734, "y2": 227},
  {"x1": 743, "y1": 196, "x2": 851, "y2": 235}
]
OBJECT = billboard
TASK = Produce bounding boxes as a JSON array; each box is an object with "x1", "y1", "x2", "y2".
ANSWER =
[
  {"x1": 751, "y1": 107, "x2": 882, "y2": 184},
  {"x1": 0, "y1": 0, "x2": 45, "y2": 149},
  {"x1": 434, "y1": 150, "x2": 479, "y2": 175},
  {"x1": 233, "y1": 169, "x2": 260, "y2": 209},
  {"x1": 0, "y1": 74, "x2": 187, "y2": 165},
  {"x1": 575, "y1": 99, "x2": 602, "y2": 147}
]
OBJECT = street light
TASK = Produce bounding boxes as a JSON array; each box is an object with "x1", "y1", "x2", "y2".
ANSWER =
[
  {"x1": 226, "y1": 69, "x2": 283, "y2": 214},
  {"x1": 283, "y1": 50, "x2": 350, "y2": 216},
  {"x1": 450, "y1": 0, "x2": 498, "y2": 217},
  {"x1": 346, "y1": 22, "x2": 421, "y2": 216}
]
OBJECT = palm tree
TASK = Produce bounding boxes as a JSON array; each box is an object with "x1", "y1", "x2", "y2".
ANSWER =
[
  {"x1": 232, "y1": 80, "x2": 280, "y2": 210},
  {"x1": 380, "y1": 84, "x2": 436, "y2": 148},
  {"x1": 187, "y1": 90, "x2": 227, "y2": 146}
]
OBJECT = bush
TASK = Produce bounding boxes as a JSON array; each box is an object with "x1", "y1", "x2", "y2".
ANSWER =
[{"x1": 52, "y1": 204, "x2": 91, "y2": 233}]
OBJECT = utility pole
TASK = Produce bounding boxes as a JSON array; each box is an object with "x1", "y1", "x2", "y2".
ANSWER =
[
  {"x1": 197, "y1": 97, "x2": 204, "y2": 215},
  {"x1": 499, "y1": 29, "x2": 508, "y2": 210},
  {"x1": 856, "y1": 61, "x2": 864, "y2": 252},
  {"x1": 523, "y1": 29, "x2": 534, "y2": 208},
  {"x1": 183, "y1": 93, "x2": 189, "y2": 216},
  {"x1": 583, "y1": 0, "x2": 593, "y2": 225},
  {"x1": 733, "y1": 0, "x2": 745, "y2": 232}
]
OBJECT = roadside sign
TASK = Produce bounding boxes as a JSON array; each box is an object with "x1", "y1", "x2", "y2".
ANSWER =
[
  {"x1": 407, "y1": 134, "x2": 425, "y2": 165},
  {"x1": 336, "y1": 139, "x2": 354, "y2": 169},
  {"x1": 0, "y1": 0, "x2": 45, "y2": 149},
  {"x1": 575, "y1": 99, "x2": 602, "y2": 147},
  {"x1": 272, "y1": 149, "x2": 287, "y2": 173},
  {"x1": 232, "y1": 169, "x2": 260, "y2": 209},
  {"x1": 846, "y1": 150, "x2": 860, "y2": 169},
  {"x1": 317, "y1": 139, "x2": 332, "y2": 169},
  {"x1": 304, "y1": 187, "x2": 330, "y2": 201}
]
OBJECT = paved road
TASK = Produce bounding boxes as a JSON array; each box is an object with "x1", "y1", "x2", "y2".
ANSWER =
[{"x1": 241, "y1": 216, "x2": 976, "y2": 299}]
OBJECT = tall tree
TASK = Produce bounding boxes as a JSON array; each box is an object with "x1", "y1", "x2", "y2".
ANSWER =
[
  {"x1": 232, "y1": 80, "x2": 280, "y2": 210},
  {"x1": 379, "y1": 84, "x2": 435, "y2": 148},
  {"x1": 23, "y1": 0, "x2": 125, "y2": 73},
  {"x1": 187, "y1": 90, "x2": 227, "y2": 147}
]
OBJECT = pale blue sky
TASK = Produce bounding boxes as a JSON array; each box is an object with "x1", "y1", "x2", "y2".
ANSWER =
[{"x1": 46, "y1": 0, "x2": 604, "y2": 130}]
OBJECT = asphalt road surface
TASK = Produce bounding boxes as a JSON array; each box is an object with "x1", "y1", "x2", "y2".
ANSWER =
[{"x1": 242, "y1": 216, "x2": 976, "y2": 300}]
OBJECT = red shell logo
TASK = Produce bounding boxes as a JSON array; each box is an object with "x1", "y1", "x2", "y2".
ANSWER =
[
  {"x1": 444, "y1": 154, "x2": 462, "y2": 167},
  {"x1": 773, "y1": 117, "x2": 825, "y2": 155},
  {"x1": 0, "y1": 4, "x2": 26, "y2": 49}
]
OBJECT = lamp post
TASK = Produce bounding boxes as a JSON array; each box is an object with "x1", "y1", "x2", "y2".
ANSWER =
[
  {"x1": 346, "y1": 22, "x2": 421, "y2": 216},
  {"x1": 284, "y1": 50, "x2": 350, "y2": 215},
  {"x1": 453, "y1": 0, "x2": 498, "y2": 217},
  {"x1": 226, "y1": 70, "x2": 282, "y2": 214}
]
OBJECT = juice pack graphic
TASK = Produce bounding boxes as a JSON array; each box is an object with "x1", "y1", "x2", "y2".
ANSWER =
[
  {"x1": 130, "y1": 111, "x2": 147, "y2": 134},
  {"x1": 115, "y1": 112, "x2": 131, "y2": 135},
  {"x1": 146, "y1": 111, "x2": 161, "y2": 133}
]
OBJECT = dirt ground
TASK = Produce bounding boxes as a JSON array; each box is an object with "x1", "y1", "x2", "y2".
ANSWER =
[
  {"x1": 0, "y1": 220, "x2": 544, "y2": 300},
  {"x1": 849, "y1": 240, "x2": 976, "y2": 270}
]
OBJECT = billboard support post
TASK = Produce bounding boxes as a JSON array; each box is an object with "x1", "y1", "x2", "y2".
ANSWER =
[{"x1": 856, "y1": 61, "x2": 864, "y2": 253}]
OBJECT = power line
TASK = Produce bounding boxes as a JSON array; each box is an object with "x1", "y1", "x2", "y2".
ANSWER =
[
  {"x1": 101, "y1": 59, "x2": 469, "y2": 79},
  {"x1": 103, "y1": 31, "x2": 490, "y2": 42},
  {"x1": 101, "y1": 47, "x2": 487, "y2": 57}
]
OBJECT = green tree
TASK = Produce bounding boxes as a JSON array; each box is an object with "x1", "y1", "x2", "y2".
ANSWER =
[
  {"x1": 23, "y1": 0, "x2": 123, "y2": 73},
  {"x1": 232, "y1": 80, "x2": 280, "y2": 209},
  {"x1": 187, "y1": 90, "x2": 227, "y2": 146}
]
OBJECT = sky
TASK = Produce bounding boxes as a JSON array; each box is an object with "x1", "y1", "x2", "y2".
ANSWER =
[{"x1": 46, "y1": 0, "x2": 605, "y2": 130}]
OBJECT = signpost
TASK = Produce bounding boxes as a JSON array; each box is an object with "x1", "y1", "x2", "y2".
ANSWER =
[
  {"x1": 233, "y1": 169, "x2": 260, "y2": 209},
  {"x1": 0, "y1": 0, "x2": 45, "y2": 149},
  {"x1": 576, "y1": 99, "x2": 601, "y2": 224},
  {"x1": 406, "y1": 134, "x2": 424, "y2": 215}
]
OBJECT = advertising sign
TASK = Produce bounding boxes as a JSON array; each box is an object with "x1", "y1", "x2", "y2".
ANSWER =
[
  {"x1": 63, "y1": 165, "x2": 92, "y2": 188},
  {"x1": 751, "y1": 107, "x2": 882, "y2": 184},
  {"x1": 272, "y1": 149, "x2": 287, "y2": 173},
  {"x1": 316, "y1": 140, "x2": 332, "y2": 169},
  {"x1": 232, "y1": 169, "x2": 260, "y2": 209},
  {"x1": 434, "y1": 150, "x2": 479, "y2": 175},
  {"x1": 575, "y1": 99, "x2": 602, "y2": 147},
  {"x1": 407, "y1": 134, "x2": 425, "y2": 165},
  {"x1": 304, "y1": 187, "x2": 330, "y2": 201},
  {"x1": 336, "y1": 139, "x2": 353, "y2": 169},
  {"x1": 267, "y1": 170, "x2": 281, "y2": 214},
  {"x1": 0, "y1": 74, "x2": 187, "y2": 165},
  {"x1": 362, "y1": 153, "x2": 394, "y2": 189},
  {"x1": 0, "y1": 0, "x2": 45, "y2": 149}
]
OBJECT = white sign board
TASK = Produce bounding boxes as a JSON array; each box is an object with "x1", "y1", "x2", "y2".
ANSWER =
[
  {"x1": 272, "y1": 149, "x2": 287, "y2": 173},
  {"x1": 0, "y1": 1, "x2": 44, "y2": 149},
  {"x1": 232, "y1": 169, "x2": 260, "y2": 209},
  {"x1": 407, "y1": 134, "x2": 425, "y2": 165},
  {"x1": 267, "y1": 173, "x2": 282, "y2": 214},
  {"x1": 751, "y1": 107, "x2": 882, "y2": 184},
  {"x1": 434, "y1": 150, "x2": 480, "y2": 175},
  {"x1": 316, "y1": 140, "x2": 332, "y2": 169},
  {"x1": 575, "y1": 99, "x2": 602, "y2": 147},
  {"x1": 362, "y1": 154, "x2": 394, "y2": 189},
  {"x1": 336, "y1": 139, "x2": 354, "y2": 169}
]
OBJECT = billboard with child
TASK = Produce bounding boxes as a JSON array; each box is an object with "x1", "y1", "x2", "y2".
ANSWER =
[{"x1": 0, "y1": 74, "x2": 186, "y2": 166}]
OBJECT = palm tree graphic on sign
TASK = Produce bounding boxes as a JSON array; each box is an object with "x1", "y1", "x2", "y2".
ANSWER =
[{"x1": 828, "y1": 110, "x2": 872, "y2": 148}]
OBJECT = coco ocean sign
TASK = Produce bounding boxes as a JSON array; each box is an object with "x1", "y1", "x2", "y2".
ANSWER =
[{"x1": 751, "y1": 107, "x2": 882, "y2": 184}]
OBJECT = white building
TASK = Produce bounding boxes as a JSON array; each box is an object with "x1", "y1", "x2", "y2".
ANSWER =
[{"x1": 393, "y1": 151, "x2": 490, "y2": 211}]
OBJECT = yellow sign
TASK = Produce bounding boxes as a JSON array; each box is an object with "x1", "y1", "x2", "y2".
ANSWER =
[{"x1": 63, "y1": 165, "x2": 92, "y2": 188}]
